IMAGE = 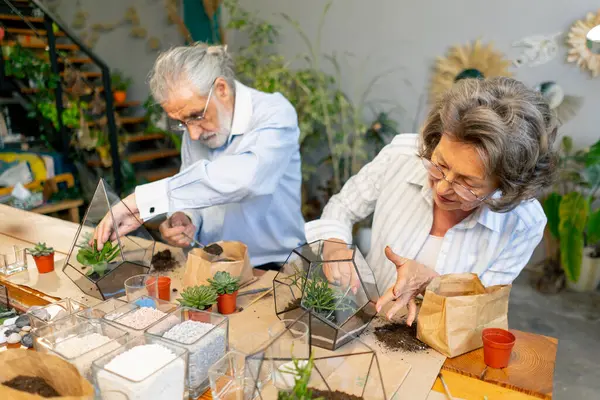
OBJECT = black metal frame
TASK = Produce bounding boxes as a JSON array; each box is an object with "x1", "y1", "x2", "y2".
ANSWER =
[{"x1": 0, "y1": 0, "x2": 122, "y2": 192}]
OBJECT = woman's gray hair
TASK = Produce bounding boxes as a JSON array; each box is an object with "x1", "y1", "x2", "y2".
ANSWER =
[
  {"x1": 148, "y1": 42, "x2": 235, "y2": 103},
  {"x1": 419, "y1": 77, "x2": 558, "y2": 212}
]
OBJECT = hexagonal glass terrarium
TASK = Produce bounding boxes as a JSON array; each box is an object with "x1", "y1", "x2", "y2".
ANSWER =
[
  {"x1": 274, "y1": 240, "x2": 379, "y2": 350},
  {"x1": 245, "y1": 311, "x2": 387, "y2": 400},
  {"x1": 62, "y1": 179, "x2": 155, "y2": 300}
]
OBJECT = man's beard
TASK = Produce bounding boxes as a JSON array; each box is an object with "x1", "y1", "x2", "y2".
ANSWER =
[{"x1": 200, "y1": 100, "x2": 233, "y2": 149}]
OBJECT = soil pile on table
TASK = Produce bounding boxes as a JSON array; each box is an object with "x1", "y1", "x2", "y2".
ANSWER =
[
  {"x1": 374, "y1": 321, "x2": 429, "y2": 352},
  {"x1": 2, "y1": 375, "x2": 59, "y2": 397},
  {"x1": 151, "y1": 250, "x2": 178, "y2": 272},
  {"x1": 310, "y1": 388, "x2": 363, "y2": 399}
]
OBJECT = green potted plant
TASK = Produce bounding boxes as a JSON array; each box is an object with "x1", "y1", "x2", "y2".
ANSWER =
[
  {"x1": 177, "y1": 285, "x2": 218, "y2": 321},
  {"x1": 540, "y1": 137, "x2": 600, "y2": 292},
  {"x1": 208, "y1": 271, "x2": 241, "y2": 315},
  {"x1": 111, "y1": 70, "x2": 133, "y2": 103},
  {"x1": 28, "y1": 242, "x2": 55, "y2": 274},
  {"x1": 76, "y1": 239, "x2": 121, "y2": 280}
]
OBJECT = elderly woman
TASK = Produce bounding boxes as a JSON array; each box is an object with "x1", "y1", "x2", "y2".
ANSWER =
[{"x1": 308, "y1": 77, "x2": 557, "y2": 324}]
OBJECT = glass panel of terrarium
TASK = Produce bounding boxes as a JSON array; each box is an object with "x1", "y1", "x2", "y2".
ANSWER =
[
  {"x1": 352, "y1": 246, "x2": 380, "y2": 300},
  {"x1": 293, "y1": 241, "x2": 323, "y2": 263},
  {"x1": 274, "y1": 251, "x2": 308, "y2": 317}
]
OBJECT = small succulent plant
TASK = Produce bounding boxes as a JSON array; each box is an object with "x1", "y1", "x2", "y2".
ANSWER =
[
  {"x1": 208, "y1": 271, "x2": 241, "y2": 295},
  {"x1": 177, "y1": 285, "x2": 218, "y2": 310},
  {"x1": 28, "y1": 242, "x2": 54, "y2": 257}
]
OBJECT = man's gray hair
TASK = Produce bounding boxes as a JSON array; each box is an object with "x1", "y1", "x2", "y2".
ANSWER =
[{"x1": 148, "y1": 42, "x2": 235, "y2": 103}]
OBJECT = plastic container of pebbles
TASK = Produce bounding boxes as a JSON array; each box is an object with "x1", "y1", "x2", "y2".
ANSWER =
[
  {"x1": 34, "y1": 319, "x2": 129, "y2": 380},
  {"x1": 77, "y1": 297, "x2": 127, "y2": 321},
  {"x1": 146, "y1": 307, "x2": 229, "y2": 398},
  {"x1": 27, "y1": 298, "x2": 86, "y2": 329},
  {"x1": 103, "y1": 296, "x2": 176, "y2": 336},
  {"x1": 92, "y1": 335, "x2": 188, "y2": 400}
]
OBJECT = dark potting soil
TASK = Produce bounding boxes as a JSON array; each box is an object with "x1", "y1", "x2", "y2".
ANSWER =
[
  {"x1": 374, "y1": 321, "x2": 429, "y2": 352},
  {"x1": 203, "y1": 243, "x2": 223, "y2": 256},
  {"x1": 310, "y1": 388, "x2": 363, "y2": 399},
  {"x1": 283, "y1": 298, "x2": 302, "y2": 313},
  {"x1": 151, "y1": 249, "x2": 178, "y2": 272},
  {"x1": 2, "y1": 375, "x2": 60, "y2": 398}
]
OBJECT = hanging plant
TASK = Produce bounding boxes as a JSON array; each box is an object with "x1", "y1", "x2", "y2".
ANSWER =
[{"x1": 429, "y1": 39, "x2": 512, "y2": 103}]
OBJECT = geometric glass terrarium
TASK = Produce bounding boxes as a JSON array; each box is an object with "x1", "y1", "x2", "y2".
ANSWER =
[
  {"x1": 245, "y1": 311, "x2": 387, "y2": 400},
  {"x1": 63, "y1": 179, "x2": 154, "y2": 300},
  {"x1": 274, "y1": 240, "x2": 379, "y2": 350}
]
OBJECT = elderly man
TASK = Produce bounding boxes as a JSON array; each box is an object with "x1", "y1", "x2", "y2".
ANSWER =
[{"x1": 95, "y1": 43, "x2": 306, "y2": 269}]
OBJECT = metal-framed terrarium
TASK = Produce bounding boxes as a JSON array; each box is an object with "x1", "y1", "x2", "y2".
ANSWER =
[
  {"x1": 62, "y1": 179, "x2": 155, "y2": 300},
  {"x1": 274, "y1": 240, "x2": 379, "y2": 350},
  {"x1": 245, "y1": 311, "x2": 387, "y2": 400}
]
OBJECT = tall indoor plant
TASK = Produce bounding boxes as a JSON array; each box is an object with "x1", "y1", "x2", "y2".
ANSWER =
[{"x1": 540, "y1": 137, "x2": 600, "y2": 292}]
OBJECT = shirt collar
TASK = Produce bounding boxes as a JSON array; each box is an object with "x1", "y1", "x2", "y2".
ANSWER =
[
  {"x1": 229, "y1": 81, "x2": 253, "y2": 136},
  {"x1": 407, "y1": 157, "x2": 503, "y2": 233}
]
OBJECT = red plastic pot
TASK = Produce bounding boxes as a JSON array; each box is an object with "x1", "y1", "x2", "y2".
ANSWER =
[
  {"x1": 33, "y1": 253, "x2": 55, "y2": 274},
  {"x1": 217, "y1": 291, "x2": 238, "y2": 315},
  {"x1": 147, "y1": 276, "x2": 171, "y2": 301},
  {"x1": 482, "y1": 328, "x2": 516, "y2": 368}
]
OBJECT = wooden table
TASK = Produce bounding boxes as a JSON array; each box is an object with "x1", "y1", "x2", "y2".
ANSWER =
[{"x1": 0, "y1": 204, "x2": 558, "y2": 399}]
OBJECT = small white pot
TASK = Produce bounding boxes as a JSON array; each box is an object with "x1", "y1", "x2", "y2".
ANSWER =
[{"x1": 566, "y1": 247, "x2": 600, "y2": 292}]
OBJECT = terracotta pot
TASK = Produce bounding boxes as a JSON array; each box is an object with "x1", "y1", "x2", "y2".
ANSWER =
[
  {"x1": 217, "y1": 291, "x2": 238, "y2": 315},
  {"x1": 33, "y1": 253, "x2": 54, "y2": 274},
  {"x1": 482, "y1": 328, "x2": 515, "y2": 369},
  {"x1": 188, "y1": 308, "x2": 213, "y2": 322},
  {"x1": 113, "y1": 90, "x2": 127, "y2": 103}
]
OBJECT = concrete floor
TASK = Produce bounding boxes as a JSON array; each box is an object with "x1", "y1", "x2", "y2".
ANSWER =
[{"x1": 508, "y1": 271, "x2": 600, "y2": 399}]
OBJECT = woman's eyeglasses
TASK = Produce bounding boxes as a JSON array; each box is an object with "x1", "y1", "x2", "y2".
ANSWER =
[
  {"x1": 168, "y1": 79, "x2": 216, "y2": 133},
  {"x1": 421, "y1": 157, "x2": 491, "y2": 203}
]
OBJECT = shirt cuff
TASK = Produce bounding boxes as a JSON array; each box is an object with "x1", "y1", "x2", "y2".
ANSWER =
[
  {"x1": 304, "y1": 219, "x2": 353, "y2": 244},
  {"x1": 135, "y1": 179, "x2": 170, "y2": 221}
]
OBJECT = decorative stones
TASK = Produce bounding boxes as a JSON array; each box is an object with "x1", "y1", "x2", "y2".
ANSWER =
[
  {"x1": 21, "y1": 333, "x2": 33, "y2": 348},
  {"x1": 7, "y1": 332, "x2": 21, "y2": 344},
  {"x1": 15, "y1": 315, "x2": 30, "y2": 328}
]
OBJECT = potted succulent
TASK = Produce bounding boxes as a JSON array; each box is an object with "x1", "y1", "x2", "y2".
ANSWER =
[
  {"x1": 177, "y1": 285, "x2": 218, "y2": 320},
  {"x1": 28, "y1": 242, "x2": 55, "y2": 274},
  {"x1": 208, "y1": 271, "x2": 241, "y2": 315},
  {"x1": 76, "y1": 239, "x2": 121, "y2": 280},
  {"x1": 111, "y1": 70, "x2": 133, "y2": 103}
]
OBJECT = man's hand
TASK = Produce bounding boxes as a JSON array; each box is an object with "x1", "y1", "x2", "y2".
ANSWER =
[
  {"x1": 93, "y1": 193, "x2": 142, "y2": 249},
  {"x1": 322, "y1": 238, "x2": 360, "y2": 294},
  {"x1": 159, "y1": 212, "x2": 197, "y2": 247},
  {"x1": 375, "y1": 246, "x2": 439, "y2": 325}
]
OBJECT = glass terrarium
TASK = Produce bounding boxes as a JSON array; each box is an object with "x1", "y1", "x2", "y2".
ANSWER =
[
  {"x1": 76, "y1": 297, "x2": 127, "y2": 321},
  {"x1": 245, "y1": 311, "x2": 387, "y2": 400},
  {"x1": 27, "y1": 298, "x2": 87, "y2": 330},
  {"x1": 274, "y1": 240, "x2": 379, "y2": 350},
  {"x1": 146, "y1": 307, "x2": 229, "y2": 398},
  {"x1": 62, "y1": 179, "x2": 155, "y2": 300}
]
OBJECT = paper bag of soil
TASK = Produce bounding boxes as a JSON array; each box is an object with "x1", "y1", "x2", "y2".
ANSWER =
[
  {"x1": 416, "y1": 273, "x2": 511, "y2": 358},
  {"x1": 183, "y1": 241, "x2": 253, "y2": 288},
  {"x1": 0, "y1": 349, "x2": 94, "y2": 399}
]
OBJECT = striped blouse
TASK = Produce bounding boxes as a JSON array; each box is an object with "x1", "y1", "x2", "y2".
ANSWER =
[{"x1": 305, "y1": 134, "x2": 546, "y2": 292}]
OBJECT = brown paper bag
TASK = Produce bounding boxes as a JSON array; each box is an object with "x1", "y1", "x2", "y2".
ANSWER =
[
  {"x1": 0, "y1": 349, "x2": 94, "y2": 399},
  {"x1": 183, "y1": 241, "x2": 253, "y2": 288},
  {"x1": 417, "y1": 273, "x2": 511, "y2": 358}
]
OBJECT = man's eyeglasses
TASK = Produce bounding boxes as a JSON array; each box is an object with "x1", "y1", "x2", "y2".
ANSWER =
[
  {"x1": 421, "y1": 157, "x2": 491, "y2": 203},
  {"x1": 168, "y1": 79, "x2": 216, "y2": 133}
]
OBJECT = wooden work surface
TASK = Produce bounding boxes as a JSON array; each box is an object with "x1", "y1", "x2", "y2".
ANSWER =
[
  {"x1": 0, "y1": 204, "x2": 558, "y2": 399},
  {"x1": 441, "y1": 330, "x2": 557, "y2": 399}
]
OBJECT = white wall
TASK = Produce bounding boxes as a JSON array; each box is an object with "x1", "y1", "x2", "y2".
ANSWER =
[{"x1": 231, "y1": 0, "x2": 600, "y2": 147}]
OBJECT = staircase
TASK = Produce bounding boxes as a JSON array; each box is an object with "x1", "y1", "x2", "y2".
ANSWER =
[{"x1": 0, "y1": 0, "x2": 180, "y2": 194}]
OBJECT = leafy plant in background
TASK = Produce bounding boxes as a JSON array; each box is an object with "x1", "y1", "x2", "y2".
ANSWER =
[
  {"x1": 110, "y1": 70, "x2": 133, "y2": 91},
  {"x1": 143, "y1": 94, "x2": 182, "y2": 151},
  {"x1": 177, "y1": 285, "x2": 218, "y2": 310},
  {"x1": 541, "y1": 137, "x2": 600, "y2": 284},
  {"x1": 224, "y1": 0, "x2": 401, "y2": 219}
]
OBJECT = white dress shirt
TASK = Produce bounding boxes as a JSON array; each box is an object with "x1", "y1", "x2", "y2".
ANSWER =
[
  {"x1": 306, "y1": 134, "x2": 546, "y2": 292},
  {"x1": 135, "y1": 82, "x2": 306, "y2": 265}
]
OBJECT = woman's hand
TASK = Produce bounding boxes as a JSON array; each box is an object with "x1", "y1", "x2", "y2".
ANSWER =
[
  {"x1": 322, "y1": 238, "x2": 360, "y2": 294},
  {"x1": 375, "y1": 246, "x2": 439, "y2": 325},
  {"x1": 93, "y1": 193, "x2": 143, "y2": 249}
]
